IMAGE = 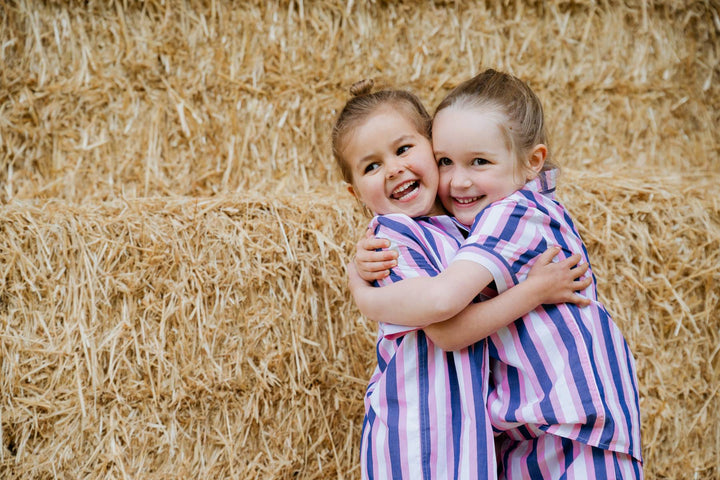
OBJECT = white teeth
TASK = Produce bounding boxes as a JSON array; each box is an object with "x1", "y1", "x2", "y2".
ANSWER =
[
  {"x1": 393, "y1": 182, "x2": 413, "y2": 195},
  {"x1": 456, "y1": 197, "x2": 480, "y2": 204},
  {"x1": 391, "y1": 181, "x2": 417, "y2": 199}
]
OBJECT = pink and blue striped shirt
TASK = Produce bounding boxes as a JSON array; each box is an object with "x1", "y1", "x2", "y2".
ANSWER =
[
  {"x1": 361, "y1": 215, "x2": 496, "y2": 480},
  {"x1": 453, "y1": 169, "x2": 643, "y2": 462}
]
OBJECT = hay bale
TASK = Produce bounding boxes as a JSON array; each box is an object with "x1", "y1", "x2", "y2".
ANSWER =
[
  {"x1": 0, "y1": 0, "x2": 718, "y2": 478},
  {"x1": 1, "y1": 1, "x2": 717, "y2": 202},
  {"x1": 1, "y1": 171, "x2": 719, "y2": 478},
  {"x1": 559, "y1": 171, "x2": 720, "y2": 477},
  {"x1": 0, "y1": 194, "x2": 374, "y2": 478}
]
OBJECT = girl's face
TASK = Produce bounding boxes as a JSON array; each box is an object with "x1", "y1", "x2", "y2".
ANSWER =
[
  {"x1": 344, "y1": 106, "x2": 444, "y2": 217},
  {"x1": 432, "y1": 106, "x2": 529, "y2": 226}
]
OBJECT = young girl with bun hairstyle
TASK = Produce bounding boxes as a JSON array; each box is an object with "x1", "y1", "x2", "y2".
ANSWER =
[
  {"x1": 332, "y1": 78, "x2": 591, "y2": 479},
  {"x1": 350, "y1": 69, "x2": 643, "y2": 478}
]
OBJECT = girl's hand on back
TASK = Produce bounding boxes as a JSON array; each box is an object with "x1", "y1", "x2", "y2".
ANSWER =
[
  {"x1": 354, "y1": 229, "x2": 398, "y2": 281},
  {"x1": 526, "y1": 247, "x2": 592, "y2": 307}
]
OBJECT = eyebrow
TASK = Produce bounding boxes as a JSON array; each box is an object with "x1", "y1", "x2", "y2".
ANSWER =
[
  {"x1": 394, "y1": 135, "x2": 415, "y2": 145},
  {"x1": 433, "y1": 149, "x2": 494, "y2": 157},
  {"x1": 355, "y1": 133, "x2": 418, "y2": 168},
  {"x1": 355, "y1": 153, "x2": 379, "y2": 169}
]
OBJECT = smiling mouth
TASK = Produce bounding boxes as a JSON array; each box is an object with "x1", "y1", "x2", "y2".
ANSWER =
[
  {"x1": 391, "y1": 181, "x2": 419, "y2": 200},
  {"x1": 454, "y1": 196, "x2": 482, "y2": 205}
]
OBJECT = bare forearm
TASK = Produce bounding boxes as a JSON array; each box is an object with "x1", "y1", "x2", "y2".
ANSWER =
[
  {"x1": 424, "y1": 275, "x2": 546, "y2": 351},
  {"x1": 350, "y1": 260, "x2": 495, "y2": 326},
  {"x1": 352, "y1": 275, "x2": 455, "y2": 326}
]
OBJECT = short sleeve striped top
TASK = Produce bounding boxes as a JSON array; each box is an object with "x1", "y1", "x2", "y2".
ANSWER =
[
  {"x1": 360, "y1": 214, "x2": 496, "y2": 480},
  {"x1": 453, "y1": 169, "x2": 643, "y2": 461}
]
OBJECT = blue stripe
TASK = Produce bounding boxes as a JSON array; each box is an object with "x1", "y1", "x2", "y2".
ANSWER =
[
  {"x1": 540, "y1": 172, "x2": 548, "y2": 192},
  {"x1": 375, "y1": 341, "x2": 387, "y2": 372},
  {"x1": 511, "y1": 243, "x2": 544, "y2": 274},
  {"x1": 445, "y1": 352, "x2": 462, "y2": 480},
  {"x1": 503, "y1": 366, "x2": 522, "y2": 422},
  {"x1": 469, "y1": 341, "x2": 490, "y2": 476},
  {"x1": 363, "y1": 410, "x2": 375, "y2": 479},
  {"x1": 376, "y1": 216, "x2": 442, "y2": 274},
  {"x1": 631, "y1": 453, "x2": 642, "y2": 478},
  {"x1": 599, "y1": 308, "x2": 640, "y2": 453},
  {"x1": 613, "y1": 450, "x2": 624, "y2": 477},
  {"x1": 562, "y1": 436, "x2": 575, "y2": 474},
  {"x1": 623, "y1": 338, "x2": 641, "y2": 459},
  {"x1": 537, "y1": 305, "x2": 595, "y2": 426},
  {"x1": 507, "y1": 314, "x2": 555, "y2": 420},
  {"x1": 417, "y1": 331, "x2": 432, "y2": 479},
  {"x1": 525, "y1": 437, "x2": 543, "y2": 479},
  {"x1": 597, "y1": 307, "x2": 635, "y2": 452},
  {"x1": 384, "y1": 355, "x2": 403, "y2": 478},
  {"x1": 565, "y1": 304, "x2": 615, "y2": 444},
  {"x1": 468, "y1": 205, "x2": 490, "y2": 232},
  {"x1": 592, "y1": 443, "x2": 608, "y2": 477},
  {"x1": 499, "y1": 202, "x2": 526, "y2": 243},
  {"x1": 499, "y1": 437, "x2": 512, "y2": 477}
]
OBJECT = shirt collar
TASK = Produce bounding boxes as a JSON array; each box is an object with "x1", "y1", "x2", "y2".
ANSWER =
[{"x1": 524, "y1": 168, "x2": 558, "y2": 197}]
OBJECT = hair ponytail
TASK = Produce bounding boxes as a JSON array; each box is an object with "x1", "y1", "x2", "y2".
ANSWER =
[{"x1": 349, "y1": 79, "x2": 375, "y2": 97}]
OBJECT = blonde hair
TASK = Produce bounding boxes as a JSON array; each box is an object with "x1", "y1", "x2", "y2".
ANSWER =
[
  {"x1": 331, "y1": 79, "x2": 432, "y2": 184},
  {"x1": 435, "y1": 68, "x2": 558, "y2": 174}
]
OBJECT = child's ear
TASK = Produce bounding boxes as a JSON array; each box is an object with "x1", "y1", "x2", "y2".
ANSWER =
[
  {"x1": 347, "y1": 184, "x2": 357, "y2": 198},
  {"x1": 526, "y1": 144, "x2": 547, "y2": 179}
]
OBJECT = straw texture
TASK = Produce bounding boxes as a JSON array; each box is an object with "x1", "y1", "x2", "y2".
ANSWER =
[{"x1": 1, "y1": 1, "x2": 718, "y2": 479}]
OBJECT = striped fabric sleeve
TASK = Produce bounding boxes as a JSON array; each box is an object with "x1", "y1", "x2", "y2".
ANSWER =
[
  {"x1": 453, "y1": 199, "x2": 533, "y2": 294},
  {"x1": 370, "y1": 214, "x2": 443, "y2": 339}
]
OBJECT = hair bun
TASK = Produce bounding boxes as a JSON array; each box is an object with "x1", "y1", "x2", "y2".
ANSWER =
[{"x1": 349, "y1": 79, "x2": 374, "y2": 97}]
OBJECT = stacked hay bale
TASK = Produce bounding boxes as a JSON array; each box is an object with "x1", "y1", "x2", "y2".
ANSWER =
[{"x1": 1, "y1": 1, "x2": 718, "y2": 479}]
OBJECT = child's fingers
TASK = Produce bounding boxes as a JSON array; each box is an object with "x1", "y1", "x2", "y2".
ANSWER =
[
  {"x1": 570, "y1": 292, "x2": 592, "y2": 307},
  {"x1": 354, "y1": 256, "x2": 396, "y2": 274},
  {"x1": 357, "y1": 236, "x2": 393, "y2": 254},
  {"x1": 575, "y1": 275, "x2": 592, "y2": 291},
  {"x1": 355, "y1": 248, "x2": 397, "y2": 264},
  {"x1": 347, "y1": 261, "x2": 380, "y2": 285},
  {"x1": 570, "y1": 261, "x2": 590, "y2": 279},
  {"x1": 535, "y1": 246, "x2": 561, "y2": 265},
  {"x1": 359, "y1": 269, "x2": 392, "y2": 281},
  {"x1": 556, "y1": 252, "x2": 583, "y2": 268}
]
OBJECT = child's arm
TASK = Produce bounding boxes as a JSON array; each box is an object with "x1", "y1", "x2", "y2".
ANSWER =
[
  {"x1": 422, "y1": 250, "x2": 591, "y2": 351},
  {"x1": 348, "y1": 246, "x2": 590, "y2": 328},
  {"x1": 349, "y1": 252, "x2": 495, "y2": 325}
]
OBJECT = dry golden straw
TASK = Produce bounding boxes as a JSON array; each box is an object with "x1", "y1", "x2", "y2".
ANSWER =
[{"x1": 1, "y1": 1, "x2": 718, "y2": 479}]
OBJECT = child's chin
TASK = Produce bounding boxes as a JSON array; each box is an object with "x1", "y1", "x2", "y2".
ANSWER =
[{"x1": 454, "y1": 212, "x2": 477, "y2": 226}]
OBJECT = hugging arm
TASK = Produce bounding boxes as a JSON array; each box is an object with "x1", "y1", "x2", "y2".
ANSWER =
[
  {"x1": 349, "y1": 233, "x2": 591, "y2": 349},
  {"x1": 348, "y1": 243, "x2": 590, "y2": 326},
  {"x1": 421, "y1": 249, "x2": 590, "y2": 350},
  {"x1": 349, "y1": 255, "x2": 494, "y2": 326}
]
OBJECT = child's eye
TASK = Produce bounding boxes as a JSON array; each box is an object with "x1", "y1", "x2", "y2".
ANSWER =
[
  {"x1": 438, "y1": 157, "x2": 453, "y2": 166},
  {"x1": 471, "y1": 158, "x2": 490, "y2": 166},
  {"x1": 363, "y1": 162, "x2": 380, "y2": 174},
  {"x1": 396, "y1": 145, "x2": 411, "y2": 155}
]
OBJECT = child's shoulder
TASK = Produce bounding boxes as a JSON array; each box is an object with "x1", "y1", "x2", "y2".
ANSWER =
[
  {"x1": 371, "y1": 214, "x2": 462, "y2": 243},
  {"x1": 369, "y1": 213, "x2": 414, "y2": 230}
]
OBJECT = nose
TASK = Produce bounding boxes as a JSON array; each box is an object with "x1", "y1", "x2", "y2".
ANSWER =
[
  {"x1": 449, "y1": 169, "x2": 472, "y2": 189},
  {"x1": 386, "y1": 158, "x2": 406, "y2": 178}
]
